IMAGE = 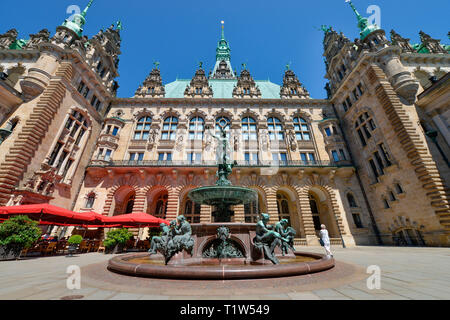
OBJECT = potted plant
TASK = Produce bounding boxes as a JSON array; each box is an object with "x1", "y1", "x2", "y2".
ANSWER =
[
  {"x1": 0, "y1": 215, "x2": 41, "y2": 260},
  {"x1": 67, "y1": 235, "x2": 83, "y2": 256},
  {"x1": 104, "y1": 228, "x2": 132, "y2": 254}
]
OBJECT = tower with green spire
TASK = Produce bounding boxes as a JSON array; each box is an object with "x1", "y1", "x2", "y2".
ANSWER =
[
  {"x1": 210, "y1": 21, "x2": 236, "y2": 79},
  {"x1": 61, "y1": 0, "x2": 94, "y2": 38},
  {"x1": 346, "y1": 0, "x2": 379, "y2": 40}
]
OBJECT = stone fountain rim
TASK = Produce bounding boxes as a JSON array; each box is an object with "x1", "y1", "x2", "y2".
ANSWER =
[{"x1": 107, "y1": 251, "x2": 335, "y2": 280}]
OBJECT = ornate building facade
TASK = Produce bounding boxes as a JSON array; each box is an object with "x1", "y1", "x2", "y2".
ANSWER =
[{"x1": 0, "y1": 1, "x2": 448, "y2": 246}]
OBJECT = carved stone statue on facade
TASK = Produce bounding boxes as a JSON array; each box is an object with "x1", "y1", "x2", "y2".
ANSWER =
[
  {"x1": 259, "y1": 129, "x2": 269, "y2": 151},
  {"x1": 287, "y1": 130, "x2": 297, "y2": 151},
  {"x1": 253, "y1": 213, "x2": 289, "y2": 264},
  {"x1": 5, "y1": 194, "x2": 23, "y2": 206}
]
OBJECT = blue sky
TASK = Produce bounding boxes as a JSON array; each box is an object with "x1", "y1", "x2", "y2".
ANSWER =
[{"x1": 2, "y1": 0, "x2": 449, "y2": 99}]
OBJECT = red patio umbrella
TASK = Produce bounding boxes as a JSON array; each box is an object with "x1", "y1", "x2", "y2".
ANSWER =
[
  {"x1": 0, "y1": 204, "x2": 104, "y2": 226},
  {"x1": 101, "y1": 212, "x2": 169, "y2": 228}
]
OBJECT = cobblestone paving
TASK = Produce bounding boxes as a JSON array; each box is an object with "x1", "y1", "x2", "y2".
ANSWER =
[{"x1": 0, "y1": 246, "x2": 448, "y2": 300}]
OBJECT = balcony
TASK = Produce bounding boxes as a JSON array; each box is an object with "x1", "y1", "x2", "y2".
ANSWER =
[{"x1": 88, "y1": 159, "x2": 354, "y2": 168}]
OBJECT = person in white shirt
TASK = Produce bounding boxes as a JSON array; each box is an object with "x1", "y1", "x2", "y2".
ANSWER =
[{"x1": 319, "y1": 224, "x2": 333, "y2": 257}]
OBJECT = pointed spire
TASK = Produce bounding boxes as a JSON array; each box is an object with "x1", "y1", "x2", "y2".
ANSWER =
[
  {"x1": 81, "y1": 0, "x2": 94, "y2": 18},
  {"x1": 116, "y1": 20, "x2": 123, "y2": 31},
  {"x1": 345, "y1": 0, "x2": 379, "y2": 40},
  {"x1": 210, "y1": 21, "x2": 236, "y2": 79},
  {"x1": 61, "y1": 0, "x2": 95, "y2": 37},
  {"x1": 221, "y1": 20, "x2": 225, "y2": 40}
]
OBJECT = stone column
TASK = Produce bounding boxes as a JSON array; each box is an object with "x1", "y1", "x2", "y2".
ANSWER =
[
  {"x1": 298, "y1": 191, "x2": 320, "y2": 246},
  {"x1": 233, "y1": 204, "x2": 245, "y2": 223},
  {"x1": 165, "y1": 187, "x2": 180, "y2": 221},
  {"x1": 200, "y1": 204, "x2": 211, "y2": 223},
  {"x1": 266, "y1": 189, "x2": 279, "y2": 225},
  {"x1": 132, "y1": 188, "x2": 146, "y2": 213}
]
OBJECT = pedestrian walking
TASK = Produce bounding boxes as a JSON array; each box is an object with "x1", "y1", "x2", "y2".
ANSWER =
[{"x1": 319, "y1": 224, "x2": 333, "y2": 257}]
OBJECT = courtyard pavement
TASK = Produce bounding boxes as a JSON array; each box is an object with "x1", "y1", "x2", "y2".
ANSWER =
[{"x1": 0, "y1": 246, "x2": 449, "y2": 300}]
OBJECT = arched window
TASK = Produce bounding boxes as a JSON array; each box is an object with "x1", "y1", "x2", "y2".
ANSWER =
[
  {"x1": 241, "y1": 117, "x2": 257, "y2": 141},
  {"x1": 276, "y1": 192, "x2": 291, "y2": 224},
  {"x1": 244, "y1": 199, "x2": 259, "y2": 223},
  {"x1": 354, "y1": 112, "x2": 376, "y2": 146},
  {"x1": 134, "y1": 116, "x2": 152, "y2": 140},
  {"x1": 85, "y1": 193, "x2": 95, "y2": 209},
  {"x1": 267, "y1": 117, "x2": 284, "y2": 141},
  {"x1": 184, "y1": 200, "x2": 201, "y2": 223},
  {"x1": 347, "y1": 193, "x2": 358, "y2": 208},
  {"x1": 309, "y1": 194, "x2": 321, "y2": 230},
  {"x1": 161, "y1": 116, "x2": 178, "y2": 140},
  {"x1": 154, "y1": 193, "x2": 168, "y2": 219},
  {"x1": 125, "y1": 194, "x2": 135, "y2": 214},
  {"x1": 293, "y1": 117, "x2": 311, "y2": 141},
  {"x1": 189, "y1": 116, "x2": 204, "y2": 140},
  {"x1": 215, "y1": 116, "x2": 230, "y2": 132}
]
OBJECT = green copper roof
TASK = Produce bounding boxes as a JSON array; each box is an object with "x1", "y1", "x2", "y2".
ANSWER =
[
  {"x1": 61, "y1": 0, "x2": 94, "y2": 37},
  {"x1": 9, "y1": 39, "x2": 28, "y2": 50},
  {"x1": 164, "y1": 79, "x2": 281, "y2": 99},
  {"x1": 216, "y1": 21, "x2": 231, "y2": 62},
  {"x1": 346, "y1": 0, "x2": 379, "y2": 40}
]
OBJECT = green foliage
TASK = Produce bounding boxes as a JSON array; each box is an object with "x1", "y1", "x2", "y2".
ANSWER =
[
  {"x1": 104, "y1": 228, "x2": 132, "y2": 248},
  {"x1": 0, "y1": 216, "x2": 41, "y2": 255},
  {"x1": 148, "y1": 227, "x2": 161, "y2": 239},
  {"x1": 68, "y1": 235, "x2": 83, "y2": 245}
]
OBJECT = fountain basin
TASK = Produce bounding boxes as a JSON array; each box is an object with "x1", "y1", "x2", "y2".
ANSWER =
[
  {"x1": 188, "y1": 186, "x2": 257, "y2": 206},
  {"x1": 107, "y1": 252, "x2": 335, "y2": 280}
]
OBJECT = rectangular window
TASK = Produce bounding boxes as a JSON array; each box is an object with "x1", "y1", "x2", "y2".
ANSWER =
[
  {"x1": 61, "y1": 159, "x2": 73, "y2": 179},
  {"x1": 357, "y1": 129, "x2": 366, "y2": 146},
  {"x1": 74, "y1": 128, "x2": 85, "y2": 146},
  {"x1": 308, "y1": 153, "x2": 316, "y2": 162},
  {"x1": 378, "y1": 143, "x2": 392, "y2": 167},
  {"x1": 374, "y1": 151, "x2": 385, "y2": 175},
  {"x1": 129, "y1": 153, "x2": 143, "y2": 161},
  {"x1": 352, "y1": 214, "x2": 364, "y2": 228},
  {"x1": 70, "y1": 122, "x2": 80, "y2": 137},
  {"x1": 357, "y1": 83, "x2": 364, "y2": 96},
  {"x1": 112, "y1": 127, "x2": 119, "y2": 136},
  {"x1": 324, "y1": 128, "x2": 332, "y2": 136},
  {"x1": 331, "y1": 150, "x2": 340, "y2": 162},
  {"x1": 77, "y1": 81, "x2": 85, "y2": 93},
  {"x1": 158, "y1": 153, "x2": 172, "y2": 161},
  {"x1": 104, "y1": 149, "x2": 112, "y2": 161},
  {"x1": 95, "y1": 100, "x2": 102, "y2": 111},
  {"x1": 56, "y1": 151, "x2": 68, "y2": 170},
  {"x1": 300, "y1": 153, "x2": 307, "y2": 162},
  {"x1": 369, "y1": 159, "x2": 379, "y2": 179},
  {"x1": 362, "y1": 124, "x2": 371, "y2": 139},
  {"x1": 82, "y1": 87, "x2": 90, "y2": 98},
  {"x1": 90, "y1": 95, "x2": 98, "y2": 107},
  {"x1": 48, "y1": 142, "x2": 63, "y2": 166},
  {"x1": 353, "y1": 89, "x2": 359, "y2": 100},
  {"x1": 97, "y1": 148, "x2": 104, "y2": 160},
  {"x1": 187, "y1": 152, "x2": 201, "y2": 163},
  {"x1": 105, "y1": 125, "x2": 111, "y2": 135},
  {"x1": 345, "y1": 97, "x2": 352, "y2": 108},
  {"x1": 339, "y1": 149, "x2": 346, "y2": 160}
]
